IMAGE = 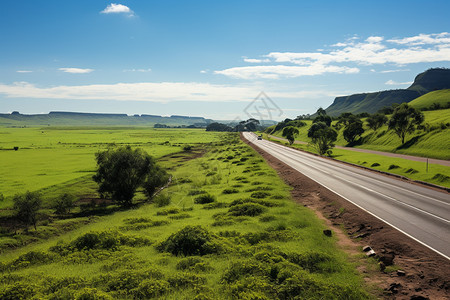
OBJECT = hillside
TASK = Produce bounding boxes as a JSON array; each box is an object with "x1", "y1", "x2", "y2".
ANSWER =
[
  {"x1": 409, "y1": 89, "x2": 450, "y2": 110},
  {"x1": 0, "y1": 111, "x2": 214, "y2": 127},
  {"x1": 324, "y1": 68, "x2": 450, "y2": 116}
]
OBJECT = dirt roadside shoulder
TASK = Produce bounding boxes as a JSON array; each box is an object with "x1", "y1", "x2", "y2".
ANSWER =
[{"x1": 242, "y1": 133, "x2": 449, "y2": 300}]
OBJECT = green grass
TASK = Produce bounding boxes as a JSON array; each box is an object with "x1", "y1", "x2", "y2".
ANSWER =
[
  {"x1": 0, "y1": 134, "x2": 370, "y2": 299},
  {"x1": 409, "y1": 89, "x2": 450, "y2": 110},
  {"x1": 0, "y1": 127, "x2": 223, "y2": 206}
]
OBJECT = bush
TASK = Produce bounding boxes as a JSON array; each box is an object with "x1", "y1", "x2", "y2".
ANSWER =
[
  {"x1": 176, "y1": 257, "x2": 212, "y2": 272},
  {"x1": 194, "y1": 194, "x2": 216, "y2": 204},
  {"x1": 53, "y1": 193, "x2": 76, "y2": 215},
  {"x1": 154, "y1": 193, "x2": 171, "y2": 207},
  {"x1": 104, "y1": 269, "x2": 164, "y2": 292},
  {"x1": 371, "y1": 163, "x2": 380, "y2": 167},
  {"x1": 131, "y1": 279, "x2": 170, "y2": 299},
  {"x1": 183, "y1": 145, "x2": 192, "y2": 151},
  {"x1": 251, "y1": 192, "x2": 271, "y2": 199},
  {"x1": 188, "y1": 189, "x2": 207, "y2": 196},
  {"x1": 286, "y1": 251, "x2": 336, "y2": 273},
  {"x1": 228, "y1": 203, "x2": 266, "y2": 217},
  {"x1": 388, "y1": 164, "x2": 400, "y2": 170},
  {"x1": 156, "y1": 225, "x2": 219, "y2": 256},
  {"x1": 222, "y1": 188, "x2": 239, "y2": 194},
  {"x1": 168, "y1": 272, "x2": 207, "y2": 288},
  {"x1": 0, "y1": 282, "x2": 37, "y2": 300},
  {"x1": 75, "y1": 288, "x2": 113, "y2": 300},
  {"x1": 156, "y1": 207, "x2": 180, "y2": 216}
]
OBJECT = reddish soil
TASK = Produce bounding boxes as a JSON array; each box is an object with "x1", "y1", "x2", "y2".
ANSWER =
[{"x1": 243, "y1": 134, "x2": 450, "y2": 300}]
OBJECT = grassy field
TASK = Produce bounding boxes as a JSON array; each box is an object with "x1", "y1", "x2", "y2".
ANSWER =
[
  {"x1": 0, "y1": 133, "x2": 370, "y2": 299},
  {"x1": 0, "y1": 127, "x2": 223, "y2": 207},
  {"x1": 409, "y1": 89, "x2": 450, "y2": 110}
]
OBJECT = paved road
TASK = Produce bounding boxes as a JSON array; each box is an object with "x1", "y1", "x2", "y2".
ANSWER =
[
  {"x1": 244, "y1": 132, "x2": 450, "y2": 259},
  {"x1": 268, "y1": 134, "x2": 450, "y2": 167}
]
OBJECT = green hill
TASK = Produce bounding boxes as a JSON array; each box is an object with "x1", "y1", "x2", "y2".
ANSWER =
[
  {"x1": 324, "y1": 68, "x2": 450, "y2": 116},
  {"x1": 409, "y1": 89, "x2": 450, "y2": 110}
]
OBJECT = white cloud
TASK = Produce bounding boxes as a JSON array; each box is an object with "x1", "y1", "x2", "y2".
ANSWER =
[
  {"x1": 366, "y1": 36, "x2": 384, "y2": 43},
  {"x1": 0, "y1": 81, "x2": 337, "y2": 103},
  {"x1": 16, "y1": 70, "x2": 33, "y2": 73},
  {"x1": 101, "y1": 3, "x2": 134, "y2": 15},
  {"x1": 215, "y1": 64, "x2": 359, "y2": 79},
  {"x1": 388, "y1": 32, "x2": 450, "y2": 45},
  {"x1": 200, "y1": 70, "x2": 208, "y2": 74},
  {"x1": 59, "y1": 68, "x2": 94, "y2": 74},
  {"x1": 243, "y1": 58, "x2": 271, "y2": 63},
  {"x1": 123, "y1": 68, "x2": 152, "y2": 72},
  {"x1": 216, "y1": 32, "x2": 450, "y2": 80},
  {"x1": 385, "y1": 80, "x2": 413, "y2": 85}
]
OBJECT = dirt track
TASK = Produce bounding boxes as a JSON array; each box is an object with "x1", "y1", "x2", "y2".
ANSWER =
[{"x1": 243, "y1": 134, "x2": 450, "y2": 300}]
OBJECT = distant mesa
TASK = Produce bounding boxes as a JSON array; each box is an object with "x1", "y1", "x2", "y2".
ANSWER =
[
  {"x1": 0, "y1": 110, "x2": 218, "y2": 127},
  {"x1": 324, "y1": 68, "x2": 450, "y2": 116}
]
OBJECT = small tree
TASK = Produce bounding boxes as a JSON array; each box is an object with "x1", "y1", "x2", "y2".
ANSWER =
[
  {"x1": 313, "y1": 108, "x2": 332, "y2": 126},
  {"x1": 93, "y1": 146, "x2": 153, "y2": 206},
  {"x1": 53, "y1": 193, "x2": 76, "y2": 215},
  {"x1": 13, "y1": 191, "x2": 42, "y2": 231},
  {"x1": 343, "y1": 120, "x2": 364, "y2": 144},
  {"x1": 143, "y1": 165, "x2": 170, "y2": 198},
  {"x1": 367, "y1": 113, "x2": 388, "y2": 131},
  {"x1": 282, "y1": 126, "x2": 299, "y2": 145},
  {"x1": 388, "y1": 103, "x2": 424, "y2": 144},
  {"x1": 307, "y1": 122, "x2": 337, "y2": 155},
  {"x1": 0, "y1": 193, "x2": 4, "y2": 202}
]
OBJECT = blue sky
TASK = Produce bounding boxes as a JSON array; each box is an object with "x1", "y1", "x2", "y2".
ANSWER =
[{"x1": 1, "y1": 0, "x2": 450, "y2": 120}]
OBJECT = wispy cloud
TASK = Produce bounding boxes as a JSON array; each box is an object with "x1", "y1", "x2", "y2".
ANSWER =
[
  {"x1": 123, "y1": 68, "x2": 152, "y2": 73},
  {"x1": 101, "y1": 3, "x2": 134, "y2": 16},
  {"x1": 243, "y1": 58, "x2": 270, "y2": 63},
  {"x1": 215, "y1": 65, "x2": 359, "y2": 79},
  {"x1": 216, "y1": 32, "x2": 450, "y2": 79},
  {"x1": 16, "y1": 70, "x2": 33, "y2": 73},
  {"x1": 0, "y1": 82, "x2": 337, "y2": 103},
  {"x1": 59, "y1": 68, "x2": 94, "y2": 74},
  {"x1": 385, "y1": 80, "x2": 413, "y2": 85}
]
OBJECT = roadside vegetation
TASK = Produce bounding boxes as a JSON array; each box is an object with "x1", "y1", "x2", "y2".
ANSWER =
[
  {"x1": 265, "y1": 94, "x2": 449, "y2": 187},
  {"x1": 0, "y1": 132, "x2": 370, "y2": 299}
]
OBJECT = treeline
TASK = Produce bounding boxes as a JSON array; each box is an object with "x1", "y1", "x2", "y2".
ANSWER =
[
  {"x1": 268, "y1": 103, "x2": 432, "y2": 155},
  {"x1": 206, "y1": 119, "x2": 264, "y2": 132}
]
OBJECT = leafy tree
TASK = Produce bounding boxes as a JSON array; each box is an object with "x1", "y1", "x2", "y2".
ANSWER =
[
  {"x1": 388, "y1": 103, "x2": 424, "y2": 144},
  {"x1": 282, "y1": 126, "x2": 299, "y2": 145},
  {"x1": 307, "y1": 122, "x2": 337, "y2": 155},
  {"x1": 366, "y1": 113, "x2": 388, "y2": 131},
  {"x1": 143, "y1": 165, "x2": 170, "y2": 198},
  {"x1": 343, "y1": 120, "x2": 364, "y2": 144},
  {"x1": 13, "y1": 191, "x2": 42, "y2": 231},
  {"x1": 53, "y1": 193, "x2": 76, "y2": 215},
  {"x1": 93, "y1": 146, "x2": 155, "y2": 206},
  {"x1": 313, "y1": 108, "x2": 332, "y2": 126}
]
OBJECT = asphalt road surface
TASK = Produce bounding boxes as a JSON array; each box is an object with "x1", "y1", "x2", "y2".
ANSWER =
[{"x1": 243, "y1": 132, "x2": 450, "y2": 259}]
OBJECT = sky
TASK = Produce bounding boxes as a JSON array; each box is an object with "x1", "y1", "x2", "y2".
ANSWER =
[{"x1": 1, "y1": 0, "x2": 450, "y2": 121}]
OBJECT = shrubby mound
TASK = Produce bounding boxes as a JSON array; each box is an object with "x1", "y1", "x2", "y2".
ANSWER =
[
  {"x1": 49, "y1": 231, "x2": 152, "y2": 254},
  {"x1": 228, "y1": 203, "x2": 266, "y2": 217},
  {"x1": 194, "y1": 194, "x2": 216, "y2": 204},
  {"x1": 156, "y1": 225, "x2": 219, "y2": 256}
]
